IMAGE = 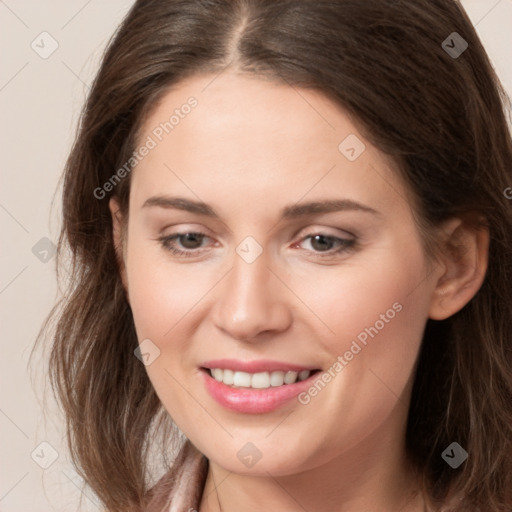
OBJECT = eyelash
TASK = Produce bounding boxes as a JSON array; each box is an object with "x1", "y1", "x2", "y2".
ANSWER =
[{"x1": 157, "y1": 231, "x2": 356, "y2": 259}]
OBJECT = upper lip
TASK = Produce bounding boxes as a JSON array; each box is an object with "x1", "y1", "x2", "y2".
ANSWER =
[{"x1": 201, "y1": 359, "x2": 319, "y2": 373}]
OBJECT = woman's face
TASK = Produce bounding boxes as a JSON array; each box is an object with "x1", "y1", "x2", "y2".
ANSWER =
[{"x1": 111, "y1": 71, "x2": 443, "y2": 476}]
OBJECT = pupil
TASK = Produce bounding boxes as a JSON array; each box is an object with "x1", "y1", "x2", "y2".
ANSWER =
[
  {"x1": 181, "y1": 233, "x2": 203, "y2": 249},
  {"x1": 311, "y1": 235, "x2": 332, "y2": 252}
]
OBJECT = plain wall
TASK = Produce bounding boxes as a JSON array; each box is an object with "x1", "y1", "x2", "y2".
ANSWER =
[{"x1": 1, "y1": 1, "x2": 511, "y2": 510}]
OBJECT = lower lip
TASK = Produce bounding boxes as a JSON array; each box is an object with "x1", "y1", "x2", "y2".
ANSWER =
[{"x1": 201, "y1": 369, "x2": 319, "y2": 414}]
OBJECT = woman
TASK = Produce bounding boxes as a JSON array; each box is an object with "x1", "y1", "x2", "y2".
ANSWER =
[{"x1": 37, "y1": 0, "x2": 512, "y2": 511}]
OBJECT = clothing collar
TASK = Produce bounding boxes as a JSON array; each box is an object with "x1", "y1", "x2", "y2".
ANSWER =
[{"x1": 145, "y1": 440, "x2": 209, "y2": 512}]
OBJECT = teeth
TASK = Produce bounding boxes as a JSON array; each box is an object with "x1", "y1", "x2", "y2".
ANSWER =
[
  {"x1": 298, "y1": 370, "x2": 311, "y2": 381},
  {"x1": 233, "y1": 371, "x2": 252, "y2": 387},
  {"x1": 209, "y1": 369, "x2": 312, "y2": 389},
  {"x1": 270, "y1": 371, "x2": 285, "y2": 387},
  {"x1": 284, "y1": 371, "x2": 298, "y2": 384},
  {"x1": 223, "y1": 369, "x2": 234, "y2": 385},
  {"x1": 251, "y1": 372, "x2": 270, "y2": 389}
]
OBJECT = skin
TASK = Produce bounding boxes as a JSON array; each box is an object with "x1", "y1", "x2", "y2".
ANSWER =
[{"x1": 110, "y1": 71, "x2": 489, "y2": 512}]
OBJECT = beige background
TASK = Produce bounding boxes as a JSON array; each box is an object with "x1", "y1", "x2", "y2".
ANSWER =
[{"x1": 1, "y1": 1, "x2": 511, "y2": 510}]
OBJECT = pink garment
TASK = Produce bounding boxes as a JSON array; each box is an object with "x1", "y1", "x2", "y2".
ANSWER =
[{"x1": 145, "y1": 440, "x2": 208, "y2": 512}]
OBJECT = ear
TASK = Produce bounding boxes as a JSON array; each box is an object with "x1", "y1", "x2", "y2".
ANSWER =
[
  {"x1": 109, "y1": 197, "x2": 129, "y2": 295},
  {"x1": 428, "y1": 217, "x2": 489, "y2": 320}
]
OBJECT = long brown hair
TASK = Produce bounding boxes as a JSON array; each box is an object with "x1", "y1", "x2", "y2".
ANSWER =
[{"x1": 33, "y1": 0, "x2": 512, "y2": 510}]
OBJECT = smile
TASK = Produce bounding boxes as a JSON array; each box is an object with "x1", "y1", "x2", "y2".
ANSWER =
[{"x1": 200, "y1": 360, "x2": 322, "y2": 414}]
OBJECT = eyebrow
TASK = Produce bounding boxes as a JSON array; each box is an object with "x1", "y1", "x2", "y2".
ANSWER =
[{"x1": 142, "y1": 196, "x2": 381, "y2": 219}]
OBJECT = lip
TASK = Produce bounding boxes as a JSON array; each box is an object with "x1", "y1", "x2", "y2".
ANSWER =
[
  {"x1": 201, "y1": 358, "x2": 318, "y2": 373},
  {"x1": 200, "y1": 365, "x2": 321, "y2": 414}
]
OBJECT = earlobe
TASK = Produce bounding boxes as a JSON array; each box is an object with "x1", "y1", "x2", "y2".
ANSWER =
[
  {"x1": 108, "y1": 197, "x2": 129, "y2": 296},
  {"x1": 428, "y1": 218, "x2": 489, "y2": 320}
]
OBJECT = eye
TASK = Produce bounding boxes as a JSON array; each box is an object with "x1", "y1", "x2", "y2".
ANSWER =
[
  {"x1": 294, "y1": 233, "x2": 356, "y2": 258},
  {"x1": 158, "y1": 232, "x2": 213, "y2": 257}
]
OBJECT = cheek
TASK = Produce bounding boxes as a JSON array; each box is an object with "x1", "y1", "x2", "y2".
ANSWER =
[
  {"x1": 293, "y1": 240, "x2": 431, "y2": 416},
  {"x1": 124, "y1": 242, "x2": 207, "y2": 411},
  {"x1": 125, "y1": 240, "x2": 205, "y2": 339},
  {"x1": 296, "y1": 239, "x2": 430, "y2": 351},
  {"x1": 280, "y1": 247, "x2": 431, "y2": 467}
]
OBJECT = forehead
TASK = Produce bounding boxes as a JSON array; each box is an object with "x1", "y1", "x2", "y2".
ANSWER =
[{"x1": 129, "y1": 71, "x2": 411, "y2": 219}]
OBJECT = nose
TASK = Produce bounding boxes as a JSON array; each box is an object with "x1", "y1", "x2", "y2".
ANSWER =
[{"x1": 211, "y1": 250, "x2": 293, "y2": 342}]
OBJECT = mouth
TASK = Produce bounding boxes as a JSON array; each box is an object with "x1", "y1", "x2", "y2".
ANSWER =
[{"x1": 199, "y1": 363, "x2": 322, "y2": 414}]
